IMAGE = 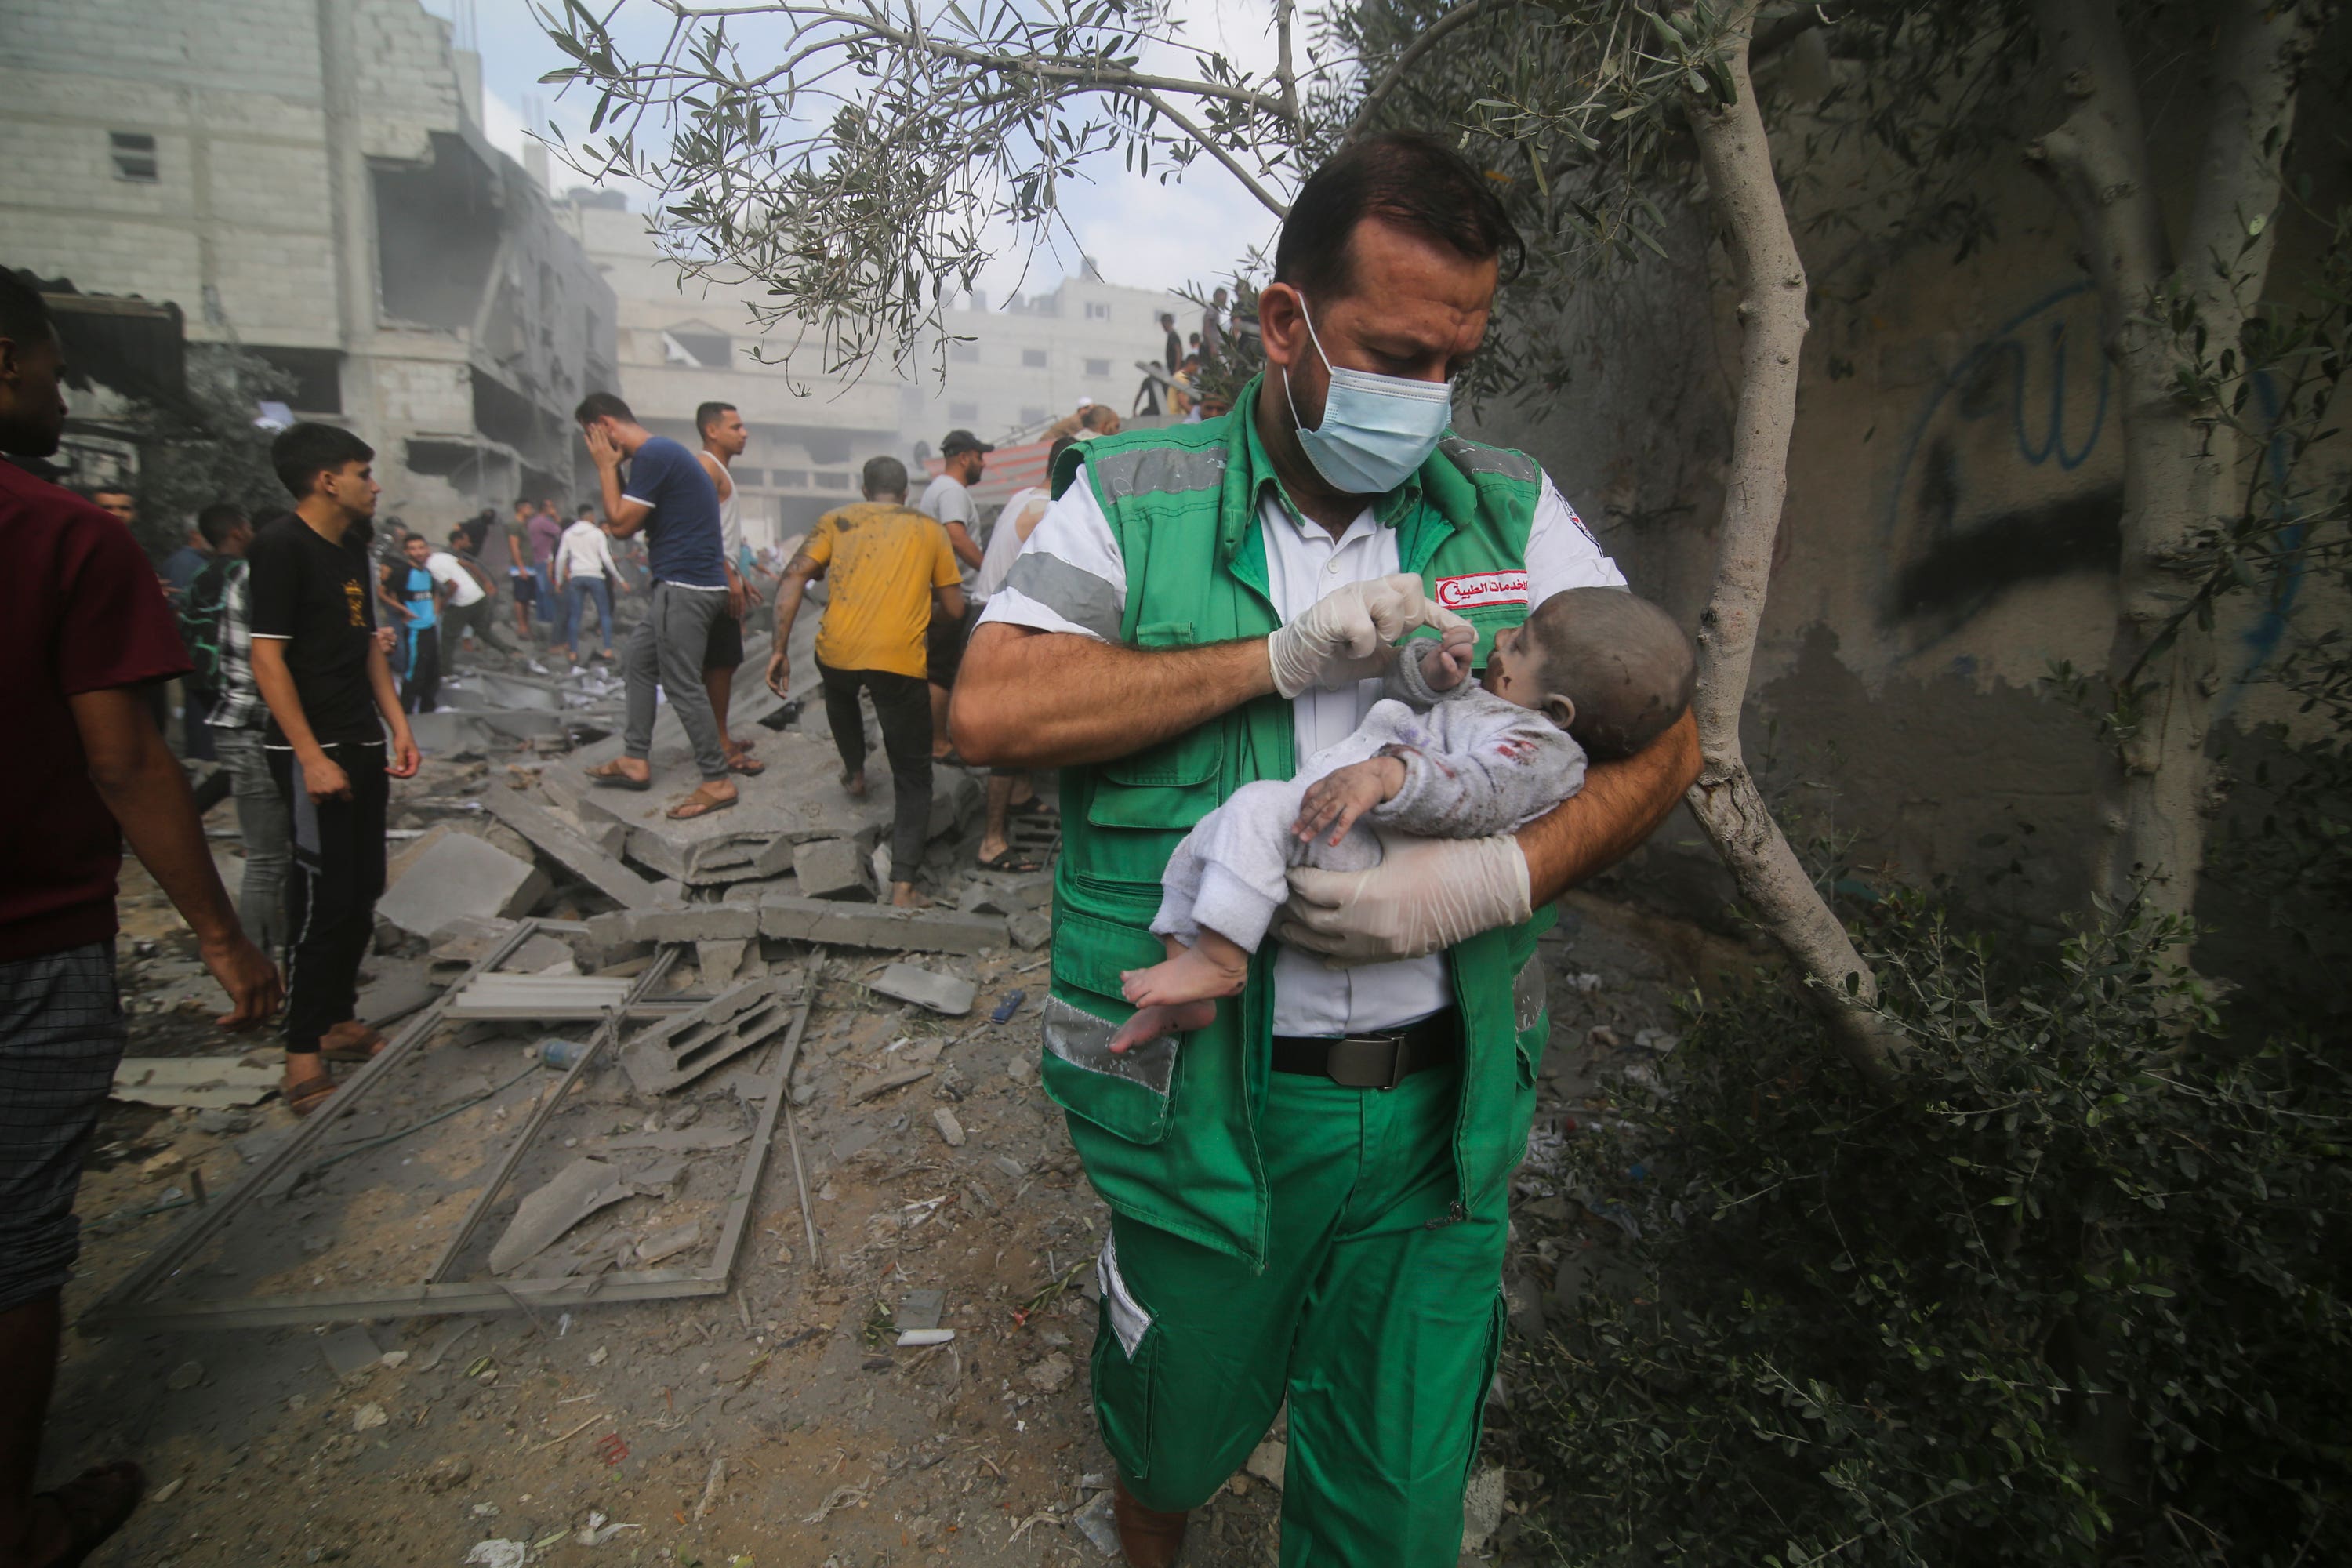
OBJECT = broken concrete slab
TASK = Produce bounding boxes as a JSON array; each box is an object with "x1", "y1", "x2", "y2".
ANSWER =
[
  {"x1": 931, "y1": 1107, "x2": 966, "y2": 1147},
  {"x1": 320, "y1": 1327, "x2": 383, "y2": 1381},
  {"x1": 896, "y1": 1290, "x2": 946, "y2": 1332},
  {"x1": 376, "y1": 833, "x2": 552, "y2": 938},
  {"x1": 1007, "y1": 910, "x2": 1052, "y2": 950},
  {"x1": 445, "y1": 973, "x2": 637, "y2": 1020},
  {"x1": 848, "y1": 1064, "x2": 933, "y2": 1103},
  {"x1": 488, "y1": 1157, "x2": 633, "y2": 1275},
  {"x1": 635, "y1": 1222, "x2": 702, "y2": 1266},
  {"x1": 356, "y1": 972, "x2": 441, "y2": 1029},
  {"x1": 428, "y1": 914, "x2": 521, "y2": 967},
  {"x1": 869, "y1": 963, "x2": 977, "y2": 1017},
  {"x1": 695, "y1": 939, "x2": 750, "y2": 988},
  {"x1": 597, "y1": 1124, "x2": 748, "y2": 1153},
  {"x1": 757, "y1": 895, "x2": 1006, "y2": 955},
  {"x1": 499, "y1": 932, "x2": 577, "y2": 975},
  {"x1": 111, "y1": 1058, "x2": 278, "y2": 1110},
  {"x1": 619, "y1": 978, "x2": 804, "y2": 1096},
  {"x1": 482, "y1": 786, "x2": 669, "y2": 910},
  {"x1": 957, "y1": 873, "x2": 1054, "y2": 915},
  {"x1": 405, "y1": 710, "x2": 498, "y2": 755},
  {"x1": 1246, "y1": 1437, "x2": 1287, "y2": 1490},
  {"x1": 793, "y1": 838, "x2": 874, "y2": 901},
  {"x1": 586, "y1": 906, "x2": 757, "y2": 946}
]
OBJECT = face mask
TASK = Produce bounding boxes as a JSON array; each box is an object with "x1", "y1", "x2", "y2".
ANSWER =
[{"x1": 1280, "y1": 299, "x2": 1454, "y2": 495}]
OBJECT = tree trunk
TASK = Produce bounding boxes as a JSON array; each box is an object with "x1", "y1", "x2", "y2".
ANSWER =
[
  {"x1": 1682, "y1": 16, "x2": 1904, "y2": 1091},
  {"x1": 2028, "y1": 0, "x2": 2320, "y2": 920}
]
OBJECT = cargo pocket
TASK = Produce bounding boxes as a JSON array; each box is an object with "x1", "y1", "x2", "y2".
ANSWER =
[
  {"x1": 1090, "y1": 1229, "x2": 1162, "y2": 1482},
  {"x1": 1041, "y1": 908, "x2": 1181, "y2": 1145}
]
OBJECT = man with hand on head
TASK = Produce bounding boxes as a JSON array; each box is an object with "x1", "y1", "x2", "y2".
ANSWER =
[
  {"x1": 574, "y1": 392, "x2": 736, "y2": 822},
  {"x1": 0, "y1": 268, "x2": 279, "y2": 1568},
  {"x1": 951, "y1": 133, "x2": 1700, "y2": 1567},
  {"x1": 248, "y1": 422, "x2": 422, "y2": 1116}
]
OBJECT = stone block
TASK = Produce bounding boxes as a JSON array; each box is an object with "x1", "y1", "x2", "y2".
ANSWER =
[
  {"x1": 696, "y1": 938, "x2": 749, "y2": 988},
  {"x1": 793, "y1": 838, "x2": 874, "y2": 901},
  {"x1": 1007, "y1": 909, "x2": 1053, "y2": 951},
  {"x1": 620, "y1": 978, "x2": 803, "y2": 1096},
  {"x1": 376, "y1": 832, "x2": 552, "y2": 938},
  {"x1": 755, "y1": 895, "x2": 1006, "y2": 956},
  {"x1": 869, "y1": 963, "x2": 977, "y2": 1016}
]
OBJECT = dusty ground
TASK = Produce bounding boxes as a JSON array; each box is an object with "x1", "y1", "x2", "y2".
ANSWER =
[{"x1": 53, "y1": 766, "x2": 1762, "y2": 1568}]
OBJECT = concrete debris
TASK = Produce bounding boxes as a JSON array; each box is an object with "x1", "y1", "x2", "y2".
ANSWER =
[
  {"x1": 1007, "y1": 1054, "x2": 1034, "y2": 1084},
  {"x1": 868, "y1": 963, "x2": 977, "y2": 1017},
  {"x1": 193, "y1": 1107, "x2": 253, "y2": 1136},
  {"x1": 599, "y1": 1125, "x2": 746, "y2": 1153},
  {"x1": 586, "y1": 906, "x2": 756, "y2": 946},
  {"x1": 1007, "y1": 910, "x2": 1053, "y2": 951},
  {"x1": 357, "y1": 972, "x2": 441, "y2": 1029},
  {"x1": 1025, "y1": 1352, "x2": 1073, "y2": 1393},
  {"x1": 415, "y1": 1319, "x2": 483, "y2": 1373},
  {"x1": 794, "y1": 837, "x2": 875, "y2": 901},
  {"x1": 376, "y1": 833, "x2": 551, "y2": 939},
  {"x1": 482, "y1": 785, "x2": 668, "y2": 909},
  {"x1": 321, "y1": 1327, "x2": 383, "y2": 1382},
  {"x1": 620, "y1": 978, "x2": 803, "y2": 1096},
  {"x1": 897, "y1": 1289, "x2": 946, "y2": 1332},
  {"x1": 1070, "y1": 1487, "x2": 1122, "y2": 1558},
  {"x1": 111, "y1": 1057, "x2": 278, "y2": 1110},
  {"x1": 445, "y1": 973, "x2": 636, "y2": 1021},
  {"x1": 1245, "y1": 1437, "x2": 1287, "y2": 1490},
  {"x1": 848, "y1": 1065, "x2": 933, "y2": 1104},
  {"x1": 634, "y1": 1222, "x2": 702, "y2": 1265},
  {"x1": 426, "y1": 915, "x2": 521, "y2": 967},
  {"x1": 487, "y1": 1158, "x2": 633, "y2": 1275},
  {"x1": 464, "y1": 1542, "x2": 528, "y2": 1568},
  {"x1": 352, "y1": 1401, "x2": 389, "y2": 1433},
  {"x1": 756, "y1": 895, "x2": 1006, "y2": 955},
  {"x1": 1460, "y1": 1464, "x2": 1508, "y2": 1552},
  {"x1": 930, "y1": 1107, "x2": 966, "y2": 1147},
  {"x1": 423, "y1": 1456, "x2": 474, "y2": 1494},
  {"x1": 166, "y1": 1359, "x2": 205, "y2": 1391},
  {"x1": 695, "y1": 938, "x2": 750, "y2": 988},
  {"x1": 956, "y1": 874, "x2": 1052, "y2": 916},
  {"x1": 499, "y1": 932, "x2": 576, "y2": 975}
]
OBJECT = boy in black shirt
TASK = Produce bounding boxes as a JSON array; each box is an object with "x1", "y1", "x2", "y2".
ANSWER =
[{"x1": 247, "y1": 423, "x2": 421, "y2": 1114}]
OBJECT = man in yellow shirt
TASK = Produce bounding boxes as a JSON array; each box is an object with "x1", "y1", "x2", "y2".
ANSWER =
[{"x1": 766, "y1": 456, "x2": 964, "y2": 906}]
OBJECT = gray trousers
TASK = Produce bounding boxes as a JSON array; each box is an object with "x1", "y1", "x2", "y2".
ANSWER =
[
  {"x1": 211, "y1": 725, "x2": 290, "y2": 956},
  {"x1": 623, "y1": 580, "x2": 730, "y2": 781}
]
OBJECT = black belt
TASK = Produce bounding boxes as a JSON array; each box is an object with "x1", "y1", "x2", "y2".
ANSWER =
[{"x1": 1271, "y1": 1011, "x2": 1460, "y2": 1089}]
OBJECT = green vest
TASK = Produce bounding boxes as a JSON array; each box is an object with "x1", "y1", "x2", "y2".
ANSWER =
[{"x1": 1039, "y1": 377, "x2": 1557, "y2": 1267}]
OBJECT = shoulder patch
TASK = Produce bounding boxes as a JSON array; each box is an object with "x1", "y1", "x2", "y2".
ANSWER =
[{"x1": 1435, "y1": 569, "x2": 1531, "y2": 611}]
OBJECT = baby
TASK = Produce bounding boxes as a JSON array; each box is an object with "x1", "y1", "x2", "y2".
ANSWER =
[{"x1": 1111, "y1": 586, "x2": 1697, "y2": 1051}]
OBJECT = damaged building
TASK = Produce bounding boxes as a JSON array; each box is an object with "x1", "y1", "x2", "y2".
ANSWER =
[{"x1": 0, "y1": 0, "x2": 616, "y2": 517}]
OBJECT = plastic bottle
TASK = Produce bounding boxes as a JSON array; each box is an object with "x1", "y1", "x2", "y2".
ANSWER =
[{"x1": 538, "y1": 1037, "x2": 590, "y2": 1069}]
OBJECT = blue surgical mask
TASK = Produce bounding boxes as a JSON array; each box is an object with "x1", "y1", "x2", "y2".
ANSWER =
[{"x1": 1281, "y1": 299, "x2": 1454, "y2": 495}]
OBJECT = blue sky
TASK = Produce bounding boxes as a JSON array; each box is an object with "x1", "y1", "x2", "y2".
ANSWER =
[{"x1": 423, "y1": 0, "x2": 1287, "y2": 306}]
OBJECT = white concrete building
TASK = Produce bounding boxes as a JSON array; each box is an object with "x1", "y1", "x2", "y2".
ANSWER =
[
  {"x1": 0, "y1": 0, "x2": 616, "y2": 523},
  {"x1": 561, "y1": 191, "x2": 1193, "y2": 542}
]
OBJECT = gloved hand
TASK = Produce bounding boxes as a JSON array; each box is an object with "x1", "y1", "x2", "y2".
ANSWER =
[
  {"x1": 1265, "y1": 573, "x2": 1469, "y2": 699},
  {"x1": 1277, "y1": 829, "x2": 1532, "y2": 965}
]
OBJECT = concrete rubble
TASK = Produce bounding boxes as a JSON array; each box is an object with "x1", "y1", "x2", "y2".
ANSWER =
[
  {"x1": 619, "y1": 978, "x2": 805, "y2": 1095},
  {"x1": 868, "y1": 963, "x2": 978, "y2": 1016}
]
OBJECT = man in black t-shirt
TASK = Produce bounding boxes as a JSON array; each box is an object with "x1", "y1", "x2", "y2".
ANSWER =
[{"x1": 247, "y1": 423, "x2": 420, "y2": 1116}]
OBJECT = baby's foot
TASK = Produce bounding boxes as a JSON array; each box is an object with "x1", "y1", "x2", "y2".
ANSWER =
[{"x1": 1107, "y1": 999, "x2": 1218, "y2": 1054}]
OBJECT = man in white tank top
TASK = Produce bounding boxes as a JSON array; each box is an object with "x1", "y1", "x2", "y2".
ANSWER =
[{"x1": 695, "y1": 402, "x2": 764, "y2": 776}]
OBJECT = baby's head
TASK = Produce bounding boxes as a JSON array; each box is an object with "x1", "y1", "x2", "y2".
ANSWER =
[{"x1": 1480, "y1": 588, "x2": 1695, "y2": 759}]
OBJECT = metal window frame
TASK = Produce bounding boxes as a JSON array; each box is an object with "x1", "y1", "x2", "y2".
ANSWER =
[{"x1": 82, "y1": 924, "x2": 818, "y2": 1332}]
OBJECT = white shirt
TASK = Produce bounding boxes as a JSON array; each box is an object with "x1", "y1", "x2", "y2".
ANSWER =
[
  {"x1": 425, "y1": 550, "x2": 486, "y2": 608},
  {"x1": 975, "y1": 485, "x2": 1049, "y2": 601},
  {"x1": 554, "y1": 519, "x2": 619, "y2": 586},
  {"x1": 978, "y1": 459, "x2": 1624, "y2": 1036},
  {"x1": 919, "y1": 472, "x2": 981, "y2": 591}
]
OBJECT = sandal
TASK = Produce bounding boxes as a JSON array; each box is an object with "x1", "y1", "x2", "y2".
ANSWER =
[
  {"x1": 1009, "y1": 793, "x2": 1054, "y2": 820},
  {"x1": 285, "y1": 1076, "x2": 337, "y2": 1117},
  {"x1": 30, "y1": 1460, "x2": 144, "y2": 1568},
  {"x1": 976, "y1": 847, "x2": 1045, "y2": 873},
  {"x1": 319, "y1": 1022, "x2": 387, "y2": 1062},
  {"x1": 587, "y1": 760, "x2": 652, "y2": 792},
  {"x1": 724, "y1": 752, "x2": 767, "y2": 776},
  {"x1": 666, "y1": 789, "x2": 739, "y2": 822}
]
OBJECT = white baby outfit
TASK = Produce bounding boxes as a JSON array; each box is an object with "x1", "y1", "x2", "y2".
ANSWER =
[{"x1": 1151, "y1": 648, "x2": 1589, "y2": 953}]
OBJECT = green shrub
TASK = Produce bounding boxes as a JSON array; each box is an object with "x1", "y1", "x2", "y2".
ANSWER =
[{"x1": 1505, "y1": 896, "x2": 2352, "y2": 1566}]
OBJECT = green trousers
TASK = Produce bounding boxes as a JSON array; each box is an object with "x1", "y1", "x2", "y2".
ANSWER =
[{"x1": 1088, "y1": 1059, "x2": 1508, "y2": 1566}]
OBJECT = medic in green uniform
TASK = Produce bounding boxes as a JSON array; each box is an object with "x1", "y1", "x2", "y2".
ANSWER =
[{"x1": 953, "y1": 134, "x2": 1700, "y2": 1566}]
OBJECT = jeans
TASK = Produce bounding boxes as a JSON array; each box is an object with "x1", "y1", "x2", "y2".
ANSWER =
[
  {"x1": 268, "y1": 741, "x2": 389, "y2": 1054},
  {"x1": 817, "y1": 659, "x2": 933, "y2": 882},
  {"x1": 564, "y1": 575, "x2": 615, "y2": 655},
  {"x1": 210, "y1": 726, "x2": 290, "y2": 957},
  {"x1": 622, "y1": 582, "x2": 729, "y2": 781}
]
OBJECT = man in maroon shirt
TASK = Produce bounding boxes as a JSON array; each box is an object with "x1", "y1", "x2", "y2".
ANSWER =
[{"x1": 0, "y1": 270, "x2": 280, "y2": 1568}]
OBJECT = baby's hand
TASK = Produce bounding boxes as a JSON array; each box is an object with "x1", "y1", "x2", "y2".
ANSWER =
[
  {"x1": 1418, "y1": 624, "x2": 1477, "y2": 691},
  {"x1": 1295, "y1": 757, "x2": 1407, "y2": 848}
]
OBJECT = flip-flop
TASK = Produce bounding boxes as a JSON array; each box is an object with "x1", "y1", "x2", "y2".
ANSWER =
[
  {"x1": 1009, "y1": 794, "x2": 1054, "y2": 820},
  {"x1": 31, "y1": 1460, "x2": 143, "y2": 1568},
  {"x1": 587, "y1": 761, "x2": 652, "y2": 791},
  {"x1": 725, "y1": 752, "x2": 767, "y2": 776},
  {"x1": 319, "y1": 1022, "x2": 387, "y2": 1062},
  {"x1": 667, "y1": 790, "x2": 740, "y2": 822},
  {"x1": 285, "y1": 1076, "x2": 337, "y2": 1117},
  {"x1": 976, "y1": 847, "x2": 1045, "y2": 873}
]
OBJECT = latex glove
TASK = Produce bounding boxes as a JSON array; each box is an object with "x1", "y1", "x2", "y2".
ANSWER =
[
  {"x1": 1265, "y1": 573, "x2": 1470, "y2": 699},
  {"x1": 1277, "y1": 828, "x2": 1532, "y2": 966}
]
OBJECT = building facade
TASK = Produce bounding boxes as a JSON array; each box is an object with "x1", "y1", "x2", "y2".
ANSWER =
[{"x1": 0, "y1": 0, "x2": 616, "y2": 525}]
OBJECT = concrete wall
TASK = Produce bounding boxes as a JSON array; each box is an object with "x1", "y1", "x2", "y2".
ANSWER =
[
  {"x1": 1462, "y1": 35, "x2": 2348, "y2": 938},
  {"x1": 0, "y1": 0, "x2": 615, "y2": 532}
]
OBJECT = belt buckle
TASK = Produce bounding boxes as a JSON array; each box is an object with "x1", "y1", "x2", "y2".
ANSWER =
[{"x1": 1328, "y1": 1030, "x2": 1410, "y2": 1091}]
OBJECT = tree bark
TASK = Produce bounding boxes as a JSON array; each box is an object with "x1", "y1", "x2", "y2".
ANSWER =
[
  {"x1": 2027, "y1": 0, "x2": 2321, "y2": 920},
  {"x1": 1682, "y1": 15, "x2": 1904, "y2": 1091}
]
